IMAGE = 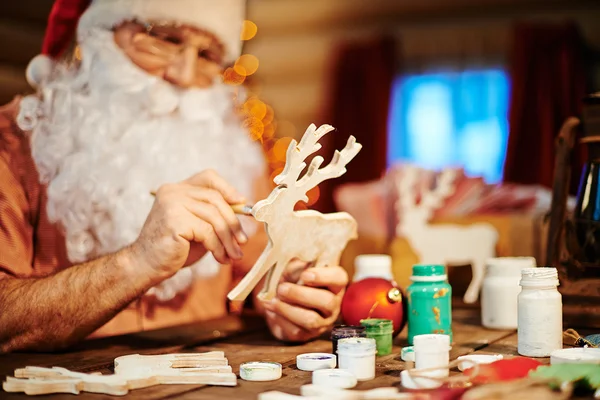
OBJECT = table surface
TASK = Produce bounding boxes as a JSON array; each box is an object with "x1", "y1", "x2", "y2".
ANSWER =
[{"x1": 0, "y1": 307, "x2": 593, "y2": 399}]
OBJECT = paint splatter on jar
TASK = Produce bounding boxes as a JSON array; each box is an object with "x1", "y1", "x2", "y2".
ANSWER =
[{"x1": 406, "y1": 265, "x2": 452, "y2": 345}]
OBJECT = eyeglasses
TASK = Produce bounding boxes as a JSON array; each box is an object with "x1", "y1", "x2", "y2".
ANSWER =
[{"x1": 130, "y1": 21, "x2": 226, "y2": 68}]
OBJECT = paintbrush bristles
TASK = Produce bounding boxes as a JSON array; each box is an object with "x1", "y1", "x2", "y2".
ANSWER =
[{"x1": 230, "y1": 204, "x2": 254, "y2": 216}]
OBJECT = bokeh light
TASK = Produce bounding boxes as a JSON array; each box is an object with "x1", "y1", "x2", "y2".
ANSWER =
[
  {"x1": 306, "y1": 186, "x2": 321, "y2": 206},
  {"x1": 243, "y1": 117, "x2": 265, "y2": 141},
  {"x1": 295, "y1": 202, "x2": 308, "y2": 211},
  {"x1": 223, "y1": 67, "x2": 246, "y2": 85},
  {"x1": 234, "y1": 54, "x2": 260, "y2": 76},
  {"x1": 262, "y1": 121, "x2": 276, "y2": 140},
  {"x1": 270, "y1": 166, "x2": 284, "y2": 182},
  {"x1": 241, "y1": 20, "x2": 258, "y2": 41},
  {"x1": 263, "y1": 105, "x2": 275, "y2": 125},
  {"x1": 272, "y1": 137, "x2": 293, "y2": 162},
  {"x1": 243, "y1": 97, "x2": 267, "y2": 120},
  {"x1": 277, "y1": 120, "x2": 297, "y2": 138}
]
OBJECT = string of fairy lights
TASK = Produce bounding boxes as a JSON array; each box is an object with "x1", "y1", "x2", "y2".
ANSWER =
[{"x1": 224, "y1": 20, "x2": 320, "y2": 209}]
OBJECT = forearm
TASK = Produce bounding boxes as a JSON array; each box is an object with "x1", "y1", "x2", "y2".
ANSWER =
[{"x1": 0, "y1": 247, "x2": 154, "y2": 353}]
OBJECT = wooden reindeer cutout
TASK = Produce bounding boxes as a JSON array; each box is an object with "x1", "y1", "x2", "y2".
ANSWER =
[
  {"x1": 228, "y1": 124, "x2": 362, "y2": 302},
  {"x1": 396, "y1": 165, "x2": 498, "y2": 304},
  {"x1": 3, "y1": 352, "x2": 236, "y2": 396}
]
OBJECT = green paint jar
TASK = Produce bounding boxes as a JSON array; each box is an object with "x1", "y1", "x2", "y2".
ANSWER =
[
  {"x1": 359, "y1": 318, "x2": 393, "y2": 356},
  {"x1": 406, "y1": 265, "x2": 452, "y2": 345}
]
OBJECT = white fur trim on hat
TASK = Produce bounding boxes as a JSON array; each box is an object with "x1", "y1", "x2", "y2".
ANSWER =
[
  {"x1": 77, "y1": 0, "x2": 246, "y2": 63},
  {"x1": 26, "y1": 54, "x2": 56, "y2": 88}
]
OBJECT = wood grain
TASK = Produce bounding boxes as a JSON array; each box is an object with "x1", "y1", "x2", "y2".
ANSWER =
[{"x1": 0, "y1": 296, "x2": 593, "y2": 399}]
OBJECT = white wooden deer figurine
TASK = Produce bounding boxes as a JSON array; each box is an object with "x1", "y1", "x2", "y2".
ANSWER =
[
  {"x1": 396, "y1": 165, "x2": 498, "y2": 304},
  {"x1": 228, "y1": 124, "x2": 362, "y2": 302}
]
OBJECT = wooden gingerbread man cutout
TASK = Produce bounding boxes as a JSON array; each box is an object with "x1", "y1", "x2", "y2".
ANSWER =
[{"x1": 228, "y1": 124, "x2": 362, "y2": 302}]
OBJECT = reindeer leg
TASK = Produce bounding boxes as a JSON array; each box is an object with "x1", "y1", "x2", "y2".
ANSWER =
[
  {"x1": 227, "y1": 245, "x2": 277, "y2": 302},
  {"x1": 259, "y1": 258, "x2": 290, "y2": 302},
  {"x1": 464, "y1": 258, "x2": 485, "y2": 304}
]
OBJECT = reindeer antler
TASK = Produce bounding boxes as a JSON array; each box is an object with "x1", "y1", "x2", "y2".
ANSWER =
[
  {"x1": 273, "y1": 124, "x2": 330, "y2": 188},
  {"x1": 274, "y1": 124, "x2": 362, "y2": 204},
  {"x1": 420, "y1": 169, "x2": 457, "y2": 210},
  {"x1": 397, "y1": 164, "x2": 421, "y2": 211},
  {"x1": 396, "y1": 166, "x2": 458, "y2": 235}
]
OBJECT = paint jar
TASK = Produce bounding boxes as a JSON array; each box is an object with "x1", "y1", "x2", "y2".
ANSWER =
[
  {"x1": 517, "y1": 267, "x2": 563, "y2": 357},
  {"x1": 481, "y1": 257, "x2": 536, "y2": 329},
  {"x1": 331, "y1": 325, "x2": 367, "y2": 357},
  {"x1": 336, "y1": 337, "x2": 377, "y2": 381},
  {"x1": 353, "y1": 254, "x2": 395, "y2": 282},
  {"x1": 360, "y1": 318, "x2": 393, "y2": 356},
  {"x1": 406, "y1": 265, "x2": 452, "y2": 345},
  {"x1": 413, "y1": 334, "x2": 451, "y2": 377}
]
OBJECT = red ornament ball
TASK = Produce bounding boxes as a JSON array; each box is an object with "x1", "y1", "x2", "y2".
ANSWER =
[{"x1": 341, "y1": 278, "x2": 407, "y2": 337}]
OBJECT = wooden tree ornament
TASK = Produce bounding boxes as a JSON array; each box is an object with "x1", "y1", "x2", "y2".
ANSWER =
[{"x1": 228, "y1": 124, "x2": 362, "y2": 302}]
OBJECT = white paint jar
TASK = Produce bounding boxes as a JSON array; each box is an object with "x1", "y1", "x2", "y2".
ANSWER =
[
  {"x1": 413, "y1": 334, "x2": 450, "y2": 377},
  {"x1": 353, "y1": 255, "x2": 394, "y2": 282},
  {"x1": 481, "y1": 257, "x2": 536, "y2": 329},
  {"x1": 336, "y1": 337, "x2": 377, "y2": 381},
  {"x1": 517, "y1": 267, "x2": 563, "y2": 357}
]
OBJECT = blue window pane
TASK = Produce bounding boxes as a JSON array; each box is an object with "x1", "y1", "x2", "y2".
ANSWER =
[{"x1": 387, "y1": 69, "x2": 510, "y2": 184}]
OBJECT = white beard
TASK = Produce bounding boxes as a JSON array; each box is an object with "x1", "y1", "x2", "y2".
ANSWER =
[{"x1": 17, "y1": 29, "x2": 266, "y2": 302}]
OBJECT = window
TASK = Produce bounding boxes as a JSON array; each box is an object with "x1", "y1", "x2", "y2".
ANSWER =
[{"x1": 387, "y1": 69, "x2": 510, "y2": 184}]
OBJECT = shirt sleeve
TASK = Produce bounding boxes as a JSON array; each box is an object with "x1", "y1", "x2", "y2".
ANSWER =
[{"x1": 0, "y1": 156, "x2": 34, "y2": 278}]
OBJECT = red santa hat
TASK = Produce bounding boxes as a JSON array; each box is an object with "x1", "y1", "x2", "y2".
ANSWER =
[{"x1": 27, "y1": 0, "x2": 247, "y2": 88}]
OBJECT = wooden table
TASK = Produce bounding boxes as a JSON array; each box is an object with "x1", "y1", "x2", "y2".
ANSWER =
[{"x1": 0, "y1": 308, "x2": 591, "y2": 399}]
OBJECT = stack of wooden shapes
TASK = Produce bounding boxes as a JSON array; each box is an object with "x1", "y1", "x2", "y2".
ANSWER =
[{"x1": 3, "y1": 351, "x2": 236, "y2": 396}]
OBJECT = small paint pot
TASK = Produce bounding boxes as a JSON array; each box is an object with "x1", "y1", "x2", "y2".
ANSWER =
[
  {"x1": 360, "y1": 318, "x2": 394, "y2": 356},
  {"x1": 331, "y1": 325, "x2": 367, "y2": 357},
  {"x1": 296, "y1": 353, "x2": 336, "y2": 371},
  {"x1": 337, "y1": 337, "x2": 377, "y2": 381},
  {"x1": 312, "y1": 368, "x2": 358, "y2": 389},
  {"x1": 457, "y1": 354, "x2": 503, "y2": 371},
  {"x1": 550, "y1": 348, "x2": 600, "y2": 365},
  {"x1": 401, "y1": 368, "x2": 445, "y2": 390},
  {"x1": 239, "y1": 361, "x2": 282, "y2": 381},
  {"x1": 413, "y1": 334, "x2": 450, "y2": 376},
  {"x1": 401, "y1": 346, "x2": 415, "y2": 362}
]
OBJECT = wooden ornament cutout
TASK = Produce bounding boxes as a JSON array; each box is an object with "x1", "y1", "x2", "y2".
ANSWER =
[
  {"x1": 2, "y1": 352, "x2": 237, "y2": 396},
  {"x1": 228, "y1": 124, "x2": 362, "y2": 302},
  {"x1": 395, "y1": 165, "x2": 499, "y2": 304}
]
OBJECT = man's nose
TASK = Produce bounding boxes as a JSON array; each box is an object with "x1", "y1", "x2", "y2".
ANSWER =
[{"x1": 164, "y1": 46, "x2": 197, "y2": 88}]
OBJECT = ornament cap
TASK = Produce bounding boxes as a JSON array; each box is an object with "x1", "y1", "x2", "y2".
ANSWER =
[{"x1": 387, "y1": 287, "x2": 403, "y2": 303}]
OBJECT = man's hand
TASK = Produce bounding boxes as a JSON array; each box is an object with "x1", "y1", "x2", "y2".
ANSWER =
[
  {"x1": 130, "y1": 170, "x2": 249, "y2": 285},
  {"x1": 261, "y1": 260, "x2": 348, "y2": 342}
]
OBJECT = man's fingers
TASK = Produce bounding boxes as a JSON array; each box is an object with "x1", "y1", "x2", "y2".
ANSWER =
[
  {"x1": 264, "y1": 310, "x2": 310, "y2": 342},
  {"x1": 262, "y1": 298, "x2": 330, "y2": 332},
  {"x1": 181, "y1": 217, "x2": 229, "y2": 264},
  {"x1": 299, "y1": 266, "x2": 349, "y2": 294},
  {"x1": 276, "y1": 283, "x2": 339, "y2": 317},
  {"x1": 185, "y1": 186, "x2": 247, "y2": 245},
  {"x1": 184, "y1": 201, "x2": 243, "y2": 261},
  {"x1": 282, "y1": 259, "x2": 309, "y2": 282},
  {"x1": 185, "y1": 169, "x2": 246, "y2": 204}
]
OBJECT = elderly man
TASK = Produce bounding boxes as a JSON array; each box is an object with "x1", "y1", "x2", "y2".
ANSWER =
[{"x1": 0, "y1": 0, "x2": 348, "y2": 352}]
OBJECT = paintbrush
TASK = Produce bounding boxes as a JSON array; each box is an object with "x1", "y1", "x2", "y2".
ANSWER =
[{"x1": 150, "y1": 192, "x2": 254, "y2": 216}]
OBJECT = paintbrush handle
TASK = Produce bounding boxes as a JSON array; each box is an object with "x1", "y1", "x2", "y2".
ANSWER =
[{"x1": 150, "y1": 192, "x2": 252, "y2": 216}]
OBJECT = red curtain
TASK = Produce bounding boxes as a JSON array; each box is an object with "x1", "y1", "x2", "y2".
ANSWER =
[
  {"x1": 315, "y1": 36, "x2": 397, "y2": 213},
  {"x1": 503, "y1": 22, "x2": 588, "y2": 194}
]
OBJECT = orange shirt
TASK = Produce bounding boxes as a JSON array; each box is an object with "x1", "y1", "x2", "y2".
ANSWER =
[{"x1": 0, "y1": 97, "x2": 244, "y2": 338}]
